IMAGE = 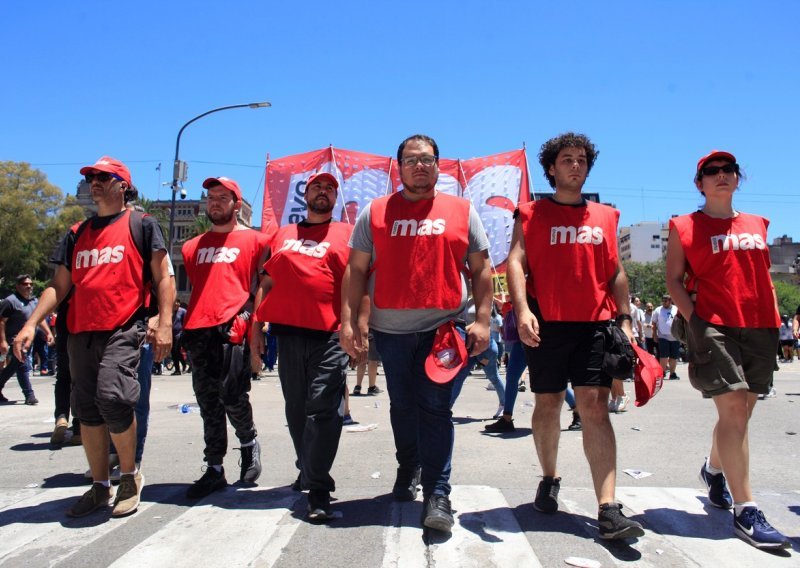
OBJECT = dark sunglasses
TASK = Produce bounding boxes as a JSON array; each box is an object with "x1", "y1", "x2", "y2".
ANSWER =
[
  {"x1": 84, "y1": 172, "x2": 122, "y2": 183},
  {"x1": 701, "y1": 163, "x2": 739, "y2": 177}
]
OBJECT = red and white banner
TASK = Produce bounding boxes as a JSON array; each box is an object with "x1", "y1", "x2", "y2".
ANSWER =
[{"x1": 262, "y1": 146, "x2": 531, "y2": 270}]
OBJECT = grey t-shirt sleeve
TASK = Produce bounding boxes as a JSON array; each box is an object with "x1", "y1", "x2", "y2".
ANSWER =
[
  {"x1": 467, "y1": 203, "x2": 490, "y2": 254},
  {"x1": 349, "y1": 202, "x2": 373, "y2": 253}
]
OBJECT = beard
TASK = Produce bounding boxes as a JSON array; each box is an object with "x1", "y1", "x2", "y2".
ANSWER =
[
  {"x1": 208, "y1": 208, "x2": 236, "y2": 225},
  {"x1": 307, "y1": 196, "x2": 335, "y2": 214}
]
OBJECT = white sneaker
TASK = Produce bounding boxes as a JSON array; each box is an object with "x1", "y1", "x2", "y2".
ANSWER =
[
  {"x1": 608, "y1": 397, "x2": 620, "y2": 413},
  {"x1": 765, "y1": 387, "x2": 777, "y2": 398},
  {"x1": 493, "y1": 405, "x2": 504, "y2": 419},
  {"x1": 616, "y1": 394, "x2": 630, "y2": 412}
]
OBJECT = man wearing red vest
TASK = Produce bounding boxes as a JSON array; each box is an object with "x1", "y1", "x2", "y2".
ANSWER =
[
  {"x1": 181, "y1": 176, "x2": 270, "y2": 499},
  {"x1": 250, "y1": 172, "x2": 351, "y2": 521},
  {"x1": 342, "y1": 134, "x2": 492, "y2": 534},
  {"x1": 507, "y1": 133, "x2": 644, "y2": 540},
  {"x1": 14, "y1": 156, "x2": 174, "y2": 519}
]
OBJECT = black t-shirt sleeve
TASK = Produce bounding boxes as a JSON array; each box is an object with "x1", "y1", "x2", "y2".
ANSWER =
[
  {"x1": 142, "y1": 216, "x2": 167, "y2": 254},
  {"x1": 0, "y1": 298, "x2": 11, "y2": 319},
  {"x1": 50, "y1": 229, "x2": 77, "y2": 271}
]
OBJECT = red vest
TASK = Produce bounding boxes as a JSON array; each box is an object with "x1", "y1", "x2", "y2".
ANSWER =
[
  {"x1": 182, "y1": 229, "x2": 271, "y2": 329},
  {"x1": 519, "y1": 198, "x2": 619, "y2": 321},
  {"x1": 370, "y1": 192, "x2": 470, "y2": 310},
  {"x1": 670, "y1": 212, "x2": 780, "y2": 328},
  {"x1": 69, "y1": 210, "x2": 145, "y2": 333},
  {"x1": 256, "y1": 221, "x2": 352, "y2": 331}
]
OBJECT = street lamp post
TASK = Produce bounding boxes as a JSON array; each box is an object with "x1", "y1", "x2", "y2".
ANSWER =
[{"x1": 167, "y1": 101, "x2": 271, "y2": 253}]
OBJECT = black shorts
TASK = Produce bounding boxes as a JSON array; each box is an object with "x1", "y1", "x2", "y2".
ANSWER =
[{"x1": 524, "y1": 320, "x2": 613, "y2": 393}]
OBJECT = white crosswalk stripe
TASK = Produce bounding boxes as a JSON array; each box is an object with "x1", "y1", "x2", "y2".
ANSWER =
[{"x1": 0, "y1": 485, "x2": 796, "y2": 567}]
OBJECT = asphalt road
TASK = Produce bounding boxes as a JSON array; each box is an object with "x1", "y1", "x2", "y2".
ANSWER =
[{"x1": 1, "y1": 360, "x2": 798, "y2": 567}]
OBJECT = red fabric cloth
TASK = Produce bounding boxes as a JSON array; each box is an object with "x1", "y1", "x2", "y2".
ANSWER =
[
  {"x1": 670, "y1": 212, "x2": 780, "y2": 328},
  {"x1": 182, "y1": 229, "x2": 270, "y2": 329},
  {"x1": 370, "y1": 192, "x2": 469, "y2": 310},
  {"x1": 257, "y1": 221, "x2": 352, "y2": 332},
  {"x1": 69, "y1": 210, "x2": 145, "y2": 333},
  {"x1": 519, "y1": 199, "x2": 620, "y2": 321}
]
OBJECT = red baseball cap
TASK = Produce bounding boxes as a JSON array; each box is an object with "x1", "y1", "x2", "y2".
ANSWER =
[
  {"x1": 632, "y1": 344, "x2": 664, "y2": 407},
  {"x1": 203, "y1": 177, "x2": 242, "y2": 201},
  {"x1": 80, "y1": 156, "x2": 132, "y2": 185},
  {"x1": 306, "y1": 172, "x2": 339, "y2": 191},
  {"x1": 425, "y1": 321, "x2": 468, "y2": 384},
  {"x1": 696, "y1": 150, "x2": 737, "y2": 174}
]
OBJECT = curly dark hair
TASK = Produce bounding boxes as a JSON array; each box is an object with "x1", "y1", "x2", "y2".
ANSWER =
[
  {"x1": 538, "y1": 132, "x2": 598, "y2": 189},
  {"x1": 397, "y1": 134, "x2": 439, "y2": 163}
]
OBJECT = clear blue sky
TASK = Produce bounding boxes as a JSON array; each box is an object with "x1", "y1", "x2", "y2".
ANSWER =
[{"x1": 3, "y1": 1, "x2": 798, "y2": 239}]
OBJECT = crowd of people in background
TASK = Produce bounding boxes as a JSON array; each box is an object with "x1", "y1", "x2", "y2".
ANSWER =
[{"x1": 0, "y1": 134, "x2": 794, "y2": 551}]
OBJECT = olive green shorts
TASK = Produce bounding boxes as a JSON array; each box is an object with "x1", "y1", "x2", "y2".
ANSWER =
[{"x1": 685, "y1": 313, "x2": 778, "y2": 397}]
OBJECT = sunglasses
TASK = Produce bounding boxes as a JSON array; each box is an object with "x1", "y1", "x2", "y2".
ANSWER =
[
  {"x1": 700, "y1": 163, "x2": 739, "y2": 177},
  {"x1": 85, "y1": 172, "x2": 122, "y2": 183}
]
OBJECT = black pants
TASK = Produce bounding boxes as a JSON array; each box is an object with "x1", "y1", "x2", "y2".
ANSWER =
[
  {"x1": 184, "y1": 327, "x2": 256, "y2": 466},
  {"x1": 277, "y1": 332, "x2": 347, "y2": 492}
]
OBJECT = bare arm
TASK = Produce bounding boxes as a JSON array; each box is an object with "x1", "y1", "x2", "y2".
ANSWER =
[
  {"x1": 249, "y1": 273, "x2": 274, "y2": 372},
  {"x1": 607, "y1": 261, "x2": 634, "y2": 342},
  {"x1": 665, "y1": 228, "x2": 694, "y2": 320},
  {"x1": 149, "y1": 250, "x2": 175, "y2": 362},
  {"x1": 507, "y1": 217, "x2": 540, "y2": 347},
  {"x1": 465, "y1": 250, "x2": 492, "y2": 355},
  {"x1": 340, "y1": 249, "x2": 371, "y2": 358}
]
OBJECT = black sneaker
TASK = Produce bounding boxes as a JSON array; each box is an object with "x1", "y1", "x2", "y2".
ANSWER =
[
  {"x1": 392, "y1": 465, "x2": 422, "y2": 501},
  {"x1": 187, "y1": 467, "x2": 227, "y2": 499},
  {"x1": 533, "y1": 476, "x2": 560, "y2": 513},
  {"x1": 484, "y1": 417, "x2": 515, "y2": 433},
  {"x1": 352, "y1": 385, "x2": 362, "y2": 396},
  {"x1": 237, "y1": 439, "x2": 262, "y2": 483},
  {"x1": 307, "y1": 489, "x2": 334, "y2": 522},
  {"x1": 669, "y1": 372, "x2": 680, "y2": 380},
  {"x1": 0, "y1": 391, "x2": 8, "y2": 403},
  {"x1": 698, "y1": 460, "x2": 732, "y2": 509},
  {"x1": 367, "y1": 386, "x2": 383, "y2": 395},
  {"x1": 422, "y1": 494, "x2": 454, "y2": 533},
  {"x1": 598, "y1": 503, "x2": 645, "y2": 539},
  {"x1": 518, "y1": 382, "x2": 527, "y2": 392},
  {"x1": 734, "y1": 506, "x2": 791, "y2": 549},
  {"x1": 567, "y1": 412, "x2": 582, "y2": 431},
  {"x1": 25, "y1": 395, "x2": 39, "y2": 406}
]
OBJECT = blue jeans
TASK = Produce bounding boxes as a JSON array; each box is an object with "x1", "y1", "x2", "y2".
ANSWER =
[
  {"x1": 0, "y1": 352, "x2": 33, "y2": 398},
  {"x1": 450, "y1": 338, "x2": 505, "y2": 407},
  {"x1": 503, "y1": 341, "x2": 526, "y2": 415},
  {"x1": 110, "y1": 342, "x2": 153, "y2": 463},
  {"x1": 373, "y1": 329, "x2": 454, "y2": 497}
]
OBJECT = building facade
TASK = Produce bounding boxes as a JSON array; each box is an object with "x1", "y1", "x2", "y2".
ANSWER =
[{"x1": 619, "y1": 222, "x2": 664, "y2": 262}]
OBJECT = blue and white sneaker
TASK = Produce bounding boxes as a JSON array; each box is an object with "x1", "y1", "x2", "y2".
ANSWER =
[
  {"x1": 734, "y1": 507, "x2": 791, "y2": 549},
  {"x1": 698, "y1": 461, "x2": 732, "y2": 509}
]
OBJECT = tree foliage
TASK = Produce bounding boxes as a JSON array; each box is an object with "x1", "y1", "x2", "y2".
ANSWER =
[
  {"x1": 773, "y1": 280, "x2": 800, "y2": 317},
  {"x1": 623, "y1": 260, "x2": 667, "y2": 305},
  {"x1": 191, "y1": 213, "x2": 212, "y2": 238},
  {"x1": 0, "y1": 162, "x2": 85, "y2": 287}
]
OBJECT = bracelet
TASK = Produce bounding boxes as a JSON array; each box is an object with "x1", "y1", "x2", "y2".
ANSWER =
[{"x1": 615, "y1": 314, "x2": 633, "y2": 324}]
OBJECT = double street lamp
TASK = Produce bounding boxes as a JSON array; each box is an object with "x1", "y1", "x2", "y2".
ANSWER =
[{"x1": 167, "y1": 101, "x2": 271, "y2": 252}]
